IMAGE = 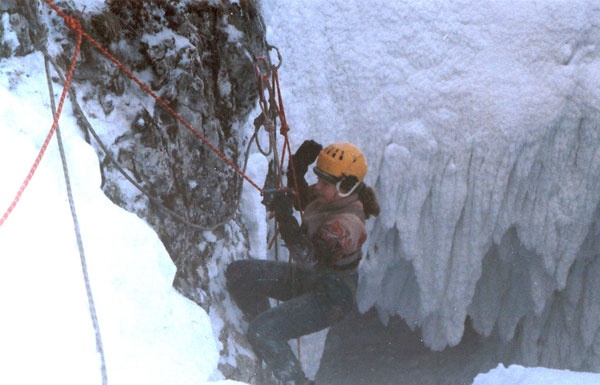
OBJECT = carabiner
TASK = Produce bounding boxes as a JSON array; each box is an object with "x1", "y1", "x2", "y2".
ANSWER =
[{"x1": 267, "y1": 45, "x2": 282, "y2": 69}]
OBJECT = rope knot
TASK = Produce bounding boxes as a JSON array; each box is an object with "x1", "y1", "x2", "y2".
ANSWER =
[
  {"x1": 263, "y1": 119, "x2": 275, "y2": 133},
  {"x1": 280, "y1": 123, "x2": 290, "y2": 136},
  {"x1": 64, "y1": 15, "x2": 82, "y2": 34}
]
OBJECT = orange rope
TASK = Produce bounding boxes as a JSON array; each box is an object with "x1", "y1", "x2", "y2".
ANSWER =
[
  {"x1": 41, "y1": 0, "x2": 264, "y2": 194},
  {"x1": 0, "y1": 16, "x2": 82, "y2": 228},
  {"x1": 273, "y1": 67, "x2": 304, "y2": 214}
]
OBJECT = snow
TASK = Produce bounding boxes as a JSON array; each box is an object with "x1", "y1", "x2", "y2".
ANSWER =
[
  {"x1": 473, "y1": 364, "x2": 600, "y2": 385},
  {"x1": 2, "y1": 1, "x2": 600, "y2": 385},
  {"x1": 0, "y1": 51, "x2": 245, "y2": 385},
  {"x1": 1, "y1": 13, "x2": 18, "y2": 50},
  {"x1": 140, "y1": 29, "x2": 194, "y2": 52}
]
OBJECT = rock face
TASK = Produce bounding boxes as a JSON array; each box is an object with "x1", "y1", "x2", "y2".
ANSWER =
[
  {"x1": 3, "y1": 0, "x2": 270, "y2": 382},
  {"x1": 91, "y1": 0, "x2": 265, "y2": 308}
]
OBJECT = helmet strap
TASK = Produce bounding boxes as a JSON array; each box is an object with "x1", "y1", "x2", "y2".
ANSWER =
[{"x1": 336, "y1": 178, "x2": 361, "y2": 198}]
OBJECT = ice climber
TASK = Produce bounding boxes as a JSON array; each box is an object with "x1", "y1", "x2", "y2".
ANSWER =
[{"x1": 226, "y1": 140, "x2": 380, "y2": 385}]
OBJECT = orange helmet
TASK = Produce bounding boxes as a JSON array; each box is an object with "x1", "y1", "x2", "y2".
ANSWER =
[{"x1": 314, "y1": 142, "x2": 367, "y2": 183}]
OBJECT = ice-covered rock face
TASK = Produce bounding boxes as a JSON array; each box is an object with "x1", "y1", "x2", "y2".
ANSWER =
[
  {"x1": 264, "y1": 0, "x2": 600, "y2": 367},
  {"x1": 4, "y1": 0, "x2": 270, "y2": 382}
]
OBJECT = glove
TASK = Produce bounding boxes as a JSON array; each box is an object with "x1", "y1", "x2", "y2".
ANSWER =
[
  {"x1": 262, "y1": 190, "x2": 304, "y2": 247},
  {"x1": 262, "y1": 189, "x2": 294, "y2": 219},
  {"x1": 289, "y1": 140, "x2": 322, "y2": 176}
]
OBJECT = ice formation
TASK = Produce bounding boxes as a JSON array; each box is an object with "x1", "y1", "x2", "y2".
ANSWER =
[{"x1": 263, "y1": 0, "x2": 600, "y2": 368}]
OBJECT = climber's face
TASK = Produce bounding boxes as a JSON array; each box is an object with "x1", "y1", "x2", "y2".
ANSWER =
[{"x1": 314, "y1": 176, "x2": 338, "y2": 203}]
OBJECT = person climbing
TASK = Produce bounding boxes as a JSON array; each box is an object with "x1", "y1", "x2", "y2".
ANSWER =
[{"x1": 226, "y1": 140, "x2": 380, "y2": 385}]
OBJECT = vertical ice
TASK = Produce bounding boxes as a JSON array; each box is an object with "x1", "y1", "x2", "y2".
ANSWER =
[{"x1": 264, "y1": 0, "x2": 600, "y2": 367}]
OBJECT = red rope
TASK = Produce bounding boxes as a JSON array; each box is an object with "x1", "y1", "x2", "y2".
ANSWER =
[
  {"x1": 253, "y1": 59, "x2": 303, "y2": 213},
  {"x1": 254, "y1": 52, "x2": 305, "y2": 364},
  {"x1": 42, "y1": 0, "x2": 264, "y2": 194},
  {"x1": 0, "y1": 16, "x2": 82, "y2": 228},
  {"x1": 272, "y1": 68, "x2": 304, "y2": 214}
]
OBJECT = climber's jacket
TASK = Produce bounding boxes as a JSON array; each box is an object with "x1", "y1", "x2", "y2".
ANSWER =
[
  {"x1": 274, "y1": 184, "x2": 367, "y2": 273},
  {"x1": 304, "y1": 192, "x2": 366, "y2": 269}
]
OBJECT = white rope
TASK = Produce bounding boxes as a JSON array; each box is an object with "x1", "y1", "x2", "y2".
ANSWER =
[{"x1": 44, "y1": 55, "x2": 108, "y2": 385}]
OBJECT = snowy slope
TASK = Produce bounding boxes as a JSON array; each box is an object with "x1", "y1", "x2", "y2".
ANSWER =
[
  {"x1": 0, "y1": 49, "x2": 245, "y2": 385},
  {"x1": 262, "y1": 0, "x2": 600, "y2": 368}
]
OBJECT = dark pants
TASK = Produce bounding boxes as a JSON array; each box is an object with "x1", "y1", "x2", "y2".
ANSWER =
[{"x1": 225, "y1": 259, "x2": 354, "y2": 383}]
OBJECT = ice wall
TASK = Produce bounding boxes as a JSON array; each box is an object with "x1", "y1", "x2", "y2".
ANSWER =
[{"x1": 263, "y1": 0, "x2": 600, "y2": 366}]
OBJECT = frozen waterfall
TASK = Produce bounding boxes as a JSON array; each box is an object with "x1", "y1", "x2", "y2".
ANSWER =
[{"x1": 262, "y1": 0, "x2": 600, "y2": 368}]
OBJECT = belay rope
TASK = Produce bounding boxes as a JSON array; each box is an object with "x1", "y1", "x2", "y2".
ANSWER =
[
  {"x1": 251, "y1": 46, "x2": 303, "y2": 203},
  {"x1": 45, "y1": 54, "x2": 232, "y2": 231},
  {"x1": 44, "y1": 0, "x2": 265, "y2": 192},
  {"x1": 44, "y1": 55, "x2": 108, "y2": 385},
  {"x1": 251, "y1": 46, "x2": 307, "y2": 378},
  {"x1": 0, "y1": 9, "x2": 109, "y2": 385},
  {"x1": 1, "y1": 1, "x2": 304, "y2": 233},
  {"x1": 0, "y1": 13, "x2": 81, "y2": 227},
  {"x1": 1, "y1": 0, "x2": 269, "y2": 228},
  {"x1": 251, "y1": 47, "x2": 306, "y2": 258}
]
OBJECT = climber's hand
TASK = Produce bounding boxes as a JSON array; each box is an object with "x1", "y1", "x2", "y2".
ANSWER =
[
  {"x1": 290, "y1": 140, "x2": 322, "y2": 176},
  {"x1": 262, "y1": 188, "x2": 294, "y2": 218}
]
